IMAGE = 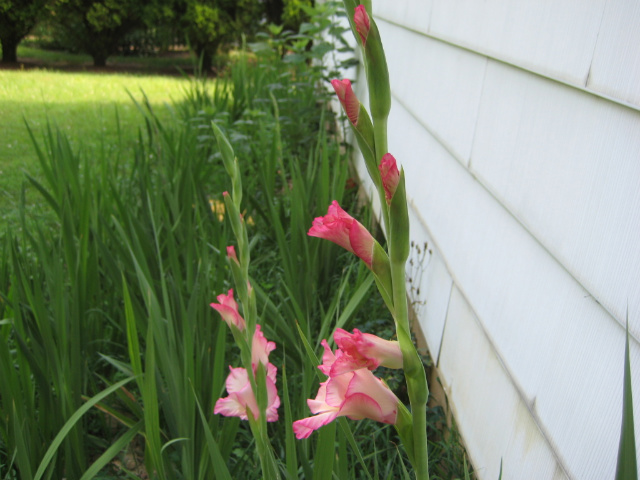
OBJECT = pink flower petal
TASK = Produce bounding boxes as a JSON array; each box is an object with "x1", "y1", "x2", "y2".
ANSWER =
[
  {"x1": 308, "y1": 201, "x2": 355, "y2": 253},
  {"x1": 349, "y1": 220, "x2": 374, "y2": 268},
  {"x1": 317, "y1": 339, "x2": 337, "y2": 376},
  {"x1": 210, "y1": 289, "x2": 245, "y2": 330},
  {"x1": 347, "y1": 370, "x2": 398, "y2": 423},
  {"x1": 338, "y1": 392, "x2": 386, "y2": 422},
  {"x1": 266, "y1": 375, "x2": 280, "y2": 422},
  {"x1": 225, "y1": 366, "x2": 250, "y2": 394},
  {"x1": 252, "y1": 324, "x2": 276, "y2": 370},
  {"x1": 331, "y1": 328, "x2": 402, "y2": 375},
  {"x1": 214, "y1": 396, "x2": 248, "y2": 420},
  {"x1": 308, "y1": 201, "x2": 376, "y2": 269},
  {"x1": 293, "y1": 411, "x2": 339, "y2": 439}
]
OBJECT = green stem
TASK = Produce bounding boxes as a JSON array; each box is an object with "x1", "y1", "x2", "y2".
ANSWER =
[{"x1": 391, "y1": 260, "x2": 429, "y2": 480}]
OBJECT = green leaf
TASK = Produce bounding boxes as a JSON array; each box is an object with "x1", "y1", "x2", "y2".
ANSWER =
[
  {"x1": 79, "y1": 421, "x2": 143, "y2": 480},
  {"x1": 312, "y1": 420, "x2": 336, "y2": 480},
  {"x1": 33, "y1": 377, "x2": 136, "y2": 480},
  {"x1": 192, "y1": 383, "x2": 233, "y2": 480},
  {"x1": 616, "y1": 319, "x2": 637, "y2": 480}
]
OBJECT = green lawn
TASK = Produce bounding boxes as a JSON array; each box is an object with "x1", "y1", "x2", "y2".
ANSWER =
[{"x1": 0, "y1": 69, "x2": 197, "y2": 227}]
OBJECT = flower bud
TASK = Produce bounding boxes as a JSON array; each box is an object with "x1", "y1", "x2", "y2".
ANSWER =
[{"x1": 331, "y1": 79, "x2": 360, "y2": 126}]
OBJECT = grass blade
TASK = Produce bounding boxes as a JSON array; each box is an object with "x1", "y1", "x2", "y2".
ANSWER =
[
  {"x1": 312, "y1": 421, "x2": 336, "y2": 480},
  {"x1": 191, "y1": 383, "x2": 233, "y2": 480},
  {"x1": 79, "y1": 421, "x2": 144, "y2": 480},
  {"x1": 616, "y1": 319, "x2": 637, "y2": 480},
  {"x1": 33, "y1": 377, "x2": 136, "y2": 480}
]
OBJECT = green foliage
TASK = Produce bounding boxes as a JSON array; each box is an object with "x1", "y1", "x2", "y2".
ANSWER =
[
  {"x1": 177, "y1": 0, "x2": 263, "y2": 71},
  {"x1": 282, "y1": 0, "x2": 314, "y2": 31},
  {"x1": 0, "y1": 0, "x2": 48, "y2": 62},
  {"x1": 47, "y1": 0, "x2": 152, "y2": 65}
]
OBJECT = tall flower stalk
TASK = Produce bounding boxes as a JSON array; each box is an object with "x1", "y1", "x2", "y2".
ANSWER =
[
  {"x1": 308, "y1": 1, "x2": 431, "y2": 478},
  {"x1": 210, "y1": 123, "x2": 281, "y2": 480}
]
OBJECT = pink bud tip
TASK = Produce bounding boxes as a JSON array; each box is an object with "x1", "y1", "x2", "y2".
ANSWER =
[
  {"x1": 226, "y1": 246, "x2": 238, "y2": 262},
  {"x1": 331, "y1": 79, "x2": 359, "y2": 126},
  {"x1": 354, "y1": 5, "x2": 370, "y2": 46},
  {"x1": 378, "y1": 153, "x2": 400, "y2": 204},
  {"x1": 222, "y1": 191, "x2": 229, "y2": 197}
]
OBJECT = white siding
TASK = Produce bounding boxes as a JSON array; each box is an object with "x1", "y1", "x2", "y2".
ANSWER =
[
  {"x1": 470, "y1": 61, "x2": 640, "y2": 335},
  {"x1": 378, "y1": 20, "x2": 487, "y2": 164},
  {"x1": 587, "y1": 0, "x2": 640, "y2": 107},
  {"x1": 439, "y1": 287, "x2": 568, "y2": 480},
  {"x1": 337, "y1": 1, "x2": 640, "y2": 478},
  {"x1": 428, "y1": 0, "x2": 606, "y2": 86}
]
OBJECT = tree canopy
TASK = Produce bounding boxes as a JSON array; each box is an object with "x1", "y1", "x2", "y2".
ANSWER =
[
  {"x1": 1, "y1": 0, "x2": 315, "y2": 68},
  {"x1": 0, "y1": 0, "x2": 48, "y2": 62}
]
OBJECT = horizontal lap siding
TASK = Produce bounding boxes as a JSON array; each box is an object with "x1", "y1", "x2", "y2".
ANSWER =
[
  {"x1": 428, "y1": 0, "x2": 605, "y2": 86},
  {"x1": 439, "y1": 287, "x2": 568, "y2": 480},
  {"x1": 587, "y1": 0, "x2": 640, "y2": 107},
  {"x1": 384, "y1": 98, "x2": 640, "y2": 479},
  {"x1": 470, "y1": 62, "x2": 640, "y2": 335}
]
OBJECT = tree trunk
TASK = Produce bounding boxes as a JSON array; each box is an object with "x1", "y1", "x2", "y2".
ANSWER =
[
  {"x1": 92, "y1": 53, "x2": 108, "y2": 67},
  {"x1": 0, "y1": 35, "x2": 19, "y2": 63}
]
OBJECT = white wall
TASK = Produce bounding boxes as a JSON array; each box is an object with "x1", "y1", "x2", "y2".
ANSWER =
[{"x1": 343, "y1": 1, "x2": 640, "y2": 478}]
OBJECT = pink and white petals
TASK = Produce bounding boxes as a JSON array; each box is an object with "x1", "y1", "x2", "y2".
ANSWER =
[
  {"x1": 378, "y1": 153, "x2": 400, "y2": 204},
  {"x1": 210, "y1": 289, "x2": 246, "y2": 330},
  {"x1": 214, "y1": 365, "x2": 280, "y2": 422},
  {"x1": 292, "y1": 368, "x2": 399, "y2": 439},
  {"x1": 331, "y1": 79, "x2": 360, "y2": 126},
  {"x1": 214, "y1": 366, "x2": 259, "y2": 421},
  {"x1": 331, "y1": 328, "x2": 403, "y2": 375},
  {"x1": 308, "y1": 201, "x2": 375, "y2": 268},
  {"x1": 252, "y1": 324, "x2": 277, "y2": 371},
  {"x1": 354, "y1": 5, "x2": 371, "y2": 46}
]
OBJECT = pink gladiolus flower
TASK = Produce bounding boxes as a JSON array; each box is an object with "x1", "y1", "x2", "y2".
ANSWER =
[
  {"x1": 252, "y1": 324, "x2": 276, "y2": 371},
  {"x1": 227, "y1": 246, "x2": 238, "y2": 262},
  {"x1": 331, "y1": 328, "x2": 403, "y2": 375},
  {"x1": 214, "y1": 364, "x2": 280, "y2": 422},
  {"x1": 354, "y1": 5, "x2": 370, "y2": 46},
  {"x1": 308, "y1": 201, "x2": 375, "y2": 268},
  {"x1": 378, "y1": 153, "x2": 400, "y2": 204},
  {"x1": 210, "y1": 289, "x2": 245, "y2": 330},
  {"x1": 331, "y1": 79, "x2": 359, "y2": 126},
  {"x1": 293, "y1": 341, "x2": 399, "y2": 439},
  {"x1": 214, "y1": 325, "x2": 280, "y2": 422}
]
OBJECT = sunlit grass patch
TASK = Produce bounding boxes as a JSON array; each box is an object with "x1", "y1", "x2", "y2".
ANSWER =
[{"x1": 0, "y1": 69, "x2": 209, "y2": 228}]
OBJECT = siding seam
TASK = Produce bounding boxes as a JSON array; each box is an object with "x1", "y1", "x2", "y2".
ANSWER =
[
  {"x1": 466, "y1": 56, "x2": 489, "y2": 170},
  {"x1": 584, "y1": 0, "x2": 610, "y2": 88}
]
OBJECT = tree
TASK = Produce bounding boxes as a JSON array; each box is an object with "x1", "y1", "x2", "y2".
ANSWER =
[
  {"x1": 0, "y1": 0, "x2": 48, "y2": 63},
  {"x1": 177, "y1": 0, "x2": 263, "y2": 72},
  {"x1": 50, "y1": 0, "x2": 151, "y2": 66}
]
